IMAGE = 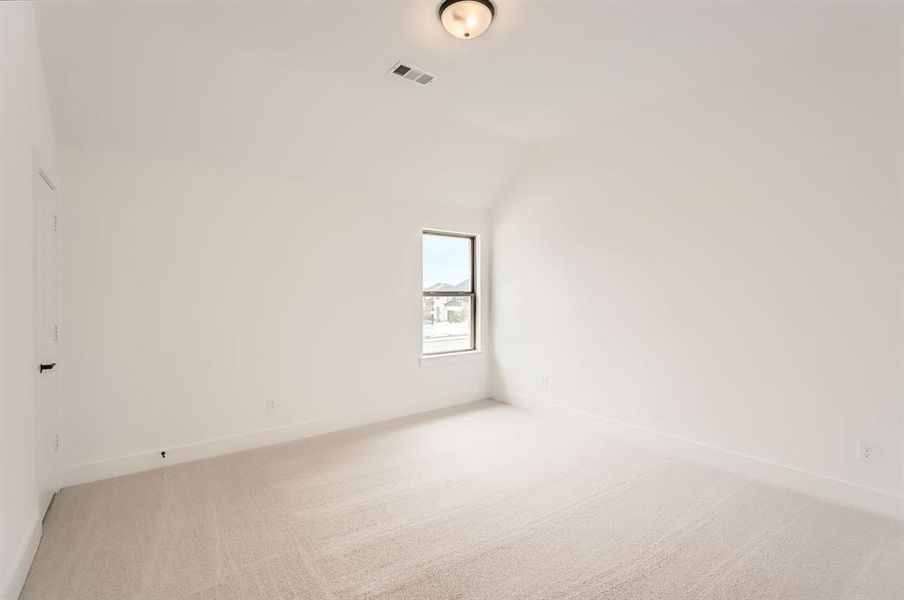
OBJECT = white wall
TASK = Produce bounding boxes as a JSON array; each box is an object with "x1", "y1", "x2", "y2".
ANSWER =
[
  {"x1": 56, "y1": 142, "x2": 499, "y2": 485},
  {"x1": 492, "y1": 21, "x2": 904, "y2": 510},
  {"x1": 0, "y1": 3, "x2": 57, "y2": 598}
]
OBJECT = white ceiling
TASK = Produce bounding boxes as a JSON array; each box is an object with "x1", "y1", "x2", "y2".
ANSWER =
[{"x1": 34, "y1": 1, "x2": 895, "y2": 204}]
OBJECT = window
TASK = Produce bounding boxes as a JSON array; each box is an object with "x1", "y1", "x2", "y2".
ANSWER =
[{"x1": 422, "y1": 231, "x2": 476, "y2": 355}]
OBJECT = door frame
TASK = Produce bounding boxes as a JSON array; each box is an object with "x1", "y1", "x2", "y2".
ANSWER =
[{"x1": 33, "y1": 160, "x2": 60, "y2": 515}]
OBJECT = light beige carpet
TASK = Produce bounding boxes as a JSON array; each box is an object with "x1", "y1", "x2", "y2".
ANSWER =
[{"x1": 20, "y1": 400, "x2": 904, "y2": 600}]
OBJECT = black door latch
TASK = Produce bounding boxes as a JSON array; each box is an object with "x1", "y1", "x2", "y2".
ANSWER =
[{"x1": 39, "y1": 362, "x2": 56, "y2": 373}]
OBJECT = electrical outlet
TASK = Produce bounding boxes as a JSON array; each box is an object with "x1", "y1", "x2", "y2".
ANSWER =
[
  {"x1": 266, "y1": 398, "x2": 276, "y2": 413},
  {"x1": 857, "y1": 441, "x2": 875, "y2": 463},
  {"x1": 541, "y1": 376, "x2": 549, "y2": 390}
]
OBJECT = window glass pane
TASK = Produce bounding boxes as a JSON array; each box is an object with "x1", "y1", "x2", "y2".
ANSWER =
[
  {"x1": 422, "y1": 296, "x2": 473, "y2": 354},
  {"x1": 423, "y1": 233, "x2": 471, "y2": 292}
]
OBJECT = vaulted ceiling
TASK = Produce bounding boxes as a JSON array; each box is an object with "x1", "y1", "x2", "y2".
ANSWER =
[{"x1": 35, "y1": 1, "x2": 894, "y2": 207}]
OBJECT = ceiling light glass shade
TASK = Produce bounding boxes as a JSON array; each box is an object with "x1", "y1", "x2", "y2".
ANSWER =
[{"x1": 439, "y1": 0, "x2": 494, "y2": 40}]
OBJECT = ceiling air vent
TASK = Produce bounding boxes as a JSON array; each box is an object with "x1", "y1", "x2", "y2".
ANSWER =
[{"x1": 389, "y1": 62, "x2": 435, "y2": 86}]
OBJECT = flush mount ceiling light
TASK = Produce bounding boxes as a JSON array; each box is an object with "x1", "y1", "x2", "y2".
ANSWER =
[{"x1": 439, "y1": 0, "x2": 495, "y2": 40}]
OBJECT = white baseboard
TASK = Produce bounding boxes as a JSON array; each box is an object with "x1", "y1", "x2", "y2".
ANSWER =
[
  {"x1": 497, "y1": 391, "x2": 904, "y2": 521},
  {"x1": 59, "y1": 396, "x2": 482, "y2": 488},
  {"x1": 0, "y1": 517, "x2": 42, "y2": 600}
]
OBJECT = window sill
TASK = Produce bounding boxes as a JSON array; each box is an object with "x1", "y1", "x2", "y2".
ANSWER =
[{"x1": 419, "y1": 350, "x2": 484, "y2": 368}]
